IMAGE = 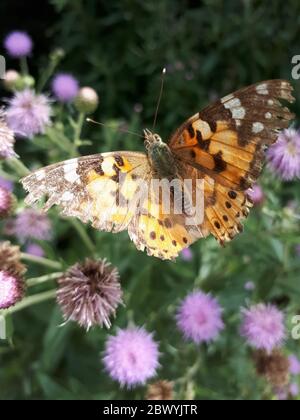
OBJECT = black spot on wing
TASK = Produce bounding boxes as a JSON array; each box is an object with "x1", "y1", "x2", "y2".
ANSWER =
[
  {"x1": 196, "y1": 130, "x2": 210, "y2": 151},
  {"x1": 213, "y1": 151, "x2": 227, "y2": 173}
]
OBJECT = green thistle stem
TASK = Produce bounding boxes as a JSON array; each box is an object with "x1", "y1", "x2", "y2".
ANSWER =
[
  {"x1": 72, "y1": 112, "x2": 85, "y2": 155},
  {"x1": 21, "y1": 253, "x2": 63, "y2": 270},
  {"x1": 27, "y1": 272, "x2": 63, "y2": 287},
  {"x1": 37, "y1": 50, "x2": 64, "y2": 93},
  {"x1": 4, "y1": 290, "x2": 56, "y2": 315},
  {"x1": 6, "y1": 157, "x2": 30, "y2": 178},
  {"x1": 69, "y1": 218, "x2": 96, "y2": 253},
  {"x1": 0, "y1": 168, "x2": 18, "y2": 182},
  {"x1": 20, "y1": 57, "x2": 28, "y2": 76}
]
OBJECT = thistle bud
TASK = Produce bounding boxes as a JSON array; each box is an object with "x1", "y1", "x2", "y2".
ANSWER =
[{"x1": 75, "y1": 87, "x2": 99, "y2": 114}]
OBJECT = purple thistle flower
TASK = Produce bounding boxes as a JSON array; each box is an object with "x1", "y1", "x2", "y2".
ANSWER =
[
  {"x1": 290, "y1": 383, "x2": 299, "y2": 397},
  {"x1": 181, "y1": 247, "x2": 193, "y2": 261},
  {"x1": 289, "y1": 355, "x2": 300, "y2": 375},
  {"x1": 295, "y1": 245, "x2": 300, "y2": 257},
  {"x1": 0, "y1": 110, "x2": 17, "y2": 159},
  {"x1": 240, "y1": 303, "x2": 285, "y2": 352},
  {"x1": 0, "y1": 176, "x2": 13, "y2": 192},
  {"x1": 51, "y1": 73, "x2": 79, "y2": 103},
  {"x1": 176, "y1": 290, "x2": 224, "y2": 344},
  {"x1": 6, "y1": 89, "x2": 51, "y2": 138},
  {"x1": 25, "y1": 243, "x2": 44, "y2": 258},
  {"x1": 7, "y1": 208, "x2": 51, "y2": 242},
  {"x1": 244, "y1": 281, "x2": 255, "y2": 291},
  {"x1": 267, "y1": 128, "x2": 300, "y2": 181},
  {"x1": 0, "y1": 186, "x2": 14, "y2": 219},
  {"x1": 57, "y1": 259, "x2": 122, "y2": 330},
  {"x1": 276, "y1": 388, "x2": 288, "y2": 400},
  {"x1": 103, "y1": 327, "x2": 160, "y2": 388},
  {"x1": 246, "y1": 184, "x2": 264, "y2": 206},
  {"x1": 0, "y1": 270, "x2": 25, "y2": 309},
  {"x1": 4, "y1": 31, "x2": 32, "y2": 58}
]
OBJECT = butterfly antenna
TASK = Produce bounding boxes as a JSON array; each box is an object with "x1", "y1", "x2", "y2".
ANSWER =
[
  {"x1": 86, "y1": 118, "x2": 143, "y2": 138},
  {"x1": 152, "y1": 67, "x2": 166, "y2": 130}
]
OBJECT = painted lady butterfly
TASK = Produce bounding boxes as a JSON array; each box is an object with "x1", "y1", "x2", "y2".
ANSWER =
[{"x1": 21, "y1": 80, "x2": 295, "y2": 260}]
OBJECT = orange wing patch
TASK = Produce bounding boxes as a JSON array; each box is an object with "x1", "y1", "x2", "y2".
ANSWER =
[
  {"x1": 129, "y1": 210, "x2": 205, "y2": 260},
  {"x1": 201, "y1": 175, "x2": 253, "y2": 245}
]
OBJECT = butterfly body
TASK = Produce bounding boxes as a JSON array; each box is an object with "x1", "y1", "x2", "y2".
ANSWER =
[
  {"x1": 144, "y1": 129, "x2": 177, "y2": 178},
  {"x1": 21, "y1": 79, "x2": 295, "y2": 260}
]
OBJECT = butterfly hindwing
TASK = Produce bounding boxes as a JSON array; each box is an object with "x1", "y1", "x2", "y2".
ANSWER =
[{"x1": 128, "y1": 175, "x2": 208, "y2": 260}]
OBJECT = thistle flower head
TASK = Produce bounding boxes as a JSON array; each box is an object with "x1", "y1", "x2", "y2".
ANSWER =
[
  {"x1": 0, "y1": 186, "x2": 14, "y2": 219},
  {"x1": 4, "y1": 31, "x2": 33, "y2": 58},
  {"x1": 146, "y1": 380, "x2": 174, "y2": 400},
  {"x1": 254, "y1": 349, "x2": 290, "y2": 387},
  {"x1": 25, "y1": 243, "x2": 45, "y2": 258},
  {"x1": 0, "y1": 241, "x2": 26, "y2": 276},
  {"x1": 57, "y1": 258, "x2": 122, "y2": 330},
  {"x1": 0, "y1": 270, "x2": 25, "y2": 309},
  {"x1": 8, "y1": 208, "x2": 52, "y2": 242},
  {"x1": 181, "y1": 247, "x2": 193, "y2": 261},
  {"x1": 267, "y1": 128, "x2": 300, "y2": 181},
  {"x1": 52, "y1": 73, "x2": 79, "y2": 103},
  {"x1": 0, "y1": 176, "x2": 13, "y2": 192},
  {"x1": 6, "y1": 89, "x2": 51, "y2": 138},
  {"x1": 244, "y1": 281, "x2": 255, "y2": 291},
  {"x1": 247, "y1": 184, "x2": 264, "y2": 206},
  {"x1": 103, "y1": 327, "x2": 160, "y2": 388},
  {"x1": 241, "y1": 303, "x2": 285, "y2": 352},
  {"x1": 289, "y1": 354, "x2": 300, "y2": 375},
  {"x1": 176, "y1": 290, "x2": 224, "y2": 344},
  {"x1": 290, "y1": 383, "x2": 299, "y2": 397},
  {"x1": 0, "y1": 110, "x2": 17, "y2": 159}
]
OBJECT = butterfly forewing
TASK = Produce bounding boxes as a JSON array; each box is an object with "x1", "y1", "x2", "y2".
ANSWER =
[{"x1": 168, "y1": 79, "x2": 295, "y2": 244}]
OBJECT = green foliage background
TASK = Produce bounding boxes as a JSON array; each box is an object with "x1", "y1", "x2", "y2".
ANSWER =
[{"x1": 1, "y1": 0, "x2": 300, "y2": 400}]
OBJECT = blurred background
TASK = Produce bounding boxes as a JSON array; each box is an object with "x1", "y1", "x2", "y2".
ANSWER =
[{"x1": 0, "y1": 0, "x2": 300, "y2": 400}]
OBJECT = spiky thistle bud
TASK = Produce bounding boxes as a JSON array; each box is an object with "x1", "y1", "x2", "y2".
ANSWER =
[
  {"x1": 0, "y1": 241, "x2": 26, "y2": 277},
  {"x1": 0, "y1": 187, "x2": 15, "y2": 219},
  {"x1": 254, "y1": 349, "x2": 290, "y2": 388},
  {"x1": 57, "y1": 258, "x2": 122, "y2": 330},
  {"x1": 146, "y1": 380, "x2": 174, "y2": 400}
]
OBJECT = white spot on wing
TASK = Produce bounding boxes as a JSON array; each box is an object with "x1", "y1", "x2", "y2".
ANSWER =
[
  {"x1": 64, "y1": 160, "x2": 79, "y2": 183},
  {"x1": 224, "y1": 97, "x2": 241, "y2": 109},
  {"x1": 256, "y1": 83, "x2": 269, "y2": 95},
  {"x1": 101, "y1": 158, "x2": 115, "y2": 176},
  {"x1": 265, "y1": 112, "x2": 272, "y2": 119},
  {"x1": 36, "y1": 170, "x2": 45, "y2": 181},
  {"x1": 252, "y1": 122, "x2": 264, "y2": 133},
  {"x1": 223, "y1": 97, "x2": 245, "y2": 119},
  {"x1": 61, "y1": 191, "x2": 74, "y2": 201},
  {"x1": 232, "y1": 107, "x2": 246, "y2": 119}
]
